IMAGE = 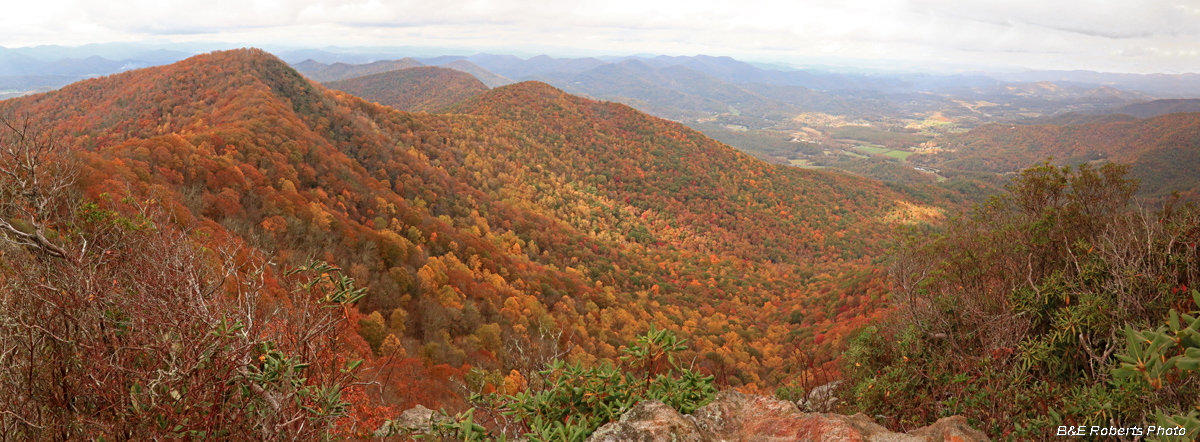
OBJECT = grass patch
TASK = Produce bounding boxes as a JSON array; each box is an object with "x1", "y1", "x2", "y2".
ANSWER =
[
  {"x1": 853, "y1": 145, "x2": 914, "y2": 161},
  {"x1": 856, "y1": 145, "x2": 890, "y2": 155},
  {"x1": 831, "y1": 126, "x2": 930, "y2": 145},
  {"x1": 788, "y1": 159, "x2": 825, "y2": 169}
]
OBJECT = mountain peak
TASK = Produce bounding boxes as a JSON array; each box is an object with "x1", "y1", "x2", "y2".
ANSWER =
[
  {"x1": 456, "y1": 81, "x2": 570, "y2": 112},
  {"x1": 480, "y1": 80, "x2": 568, "y2": 101},
  {"x1": 323, "y1": 65, "x2": 488, "y2": 112},
  {"x1": 5, "y1": 48, "x2": 318, "y2": 147}
]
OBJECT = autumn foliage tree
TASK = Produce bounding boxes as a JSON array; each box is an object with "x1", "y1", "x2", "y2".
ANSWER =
[
  {"x1": 0, "y1": 112, "x2": 370, "y2": 441},
  {"x1": 0, "y1": 48, "x2": 933, "y2": 416}
]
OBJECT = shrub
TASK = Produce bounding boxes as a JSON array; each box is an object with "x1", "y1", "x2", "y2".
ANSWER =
[
  {"x1": 393, "y1": 324, "x2": 716, "y2": 442},
  {"x1": 846, "y1": 162, "x2": 1200, "y2": 439}
]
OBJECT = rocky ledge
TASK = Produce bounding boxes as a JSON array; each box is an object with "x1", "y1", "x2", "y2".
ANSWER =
[{"x1": 586, "y1": 391, "x2": 990, "y2": 442}]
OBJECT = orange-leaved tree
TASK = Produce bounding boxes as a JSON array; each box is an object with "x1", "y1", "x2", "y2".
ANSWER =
[{"x1": 0, "y1": 111, "x2": 370, "y2": 441}]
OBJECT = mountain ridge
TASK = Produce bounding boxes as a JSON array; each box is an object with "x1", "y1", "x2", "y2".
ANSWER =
[
  {"x1": 3, "y1": 48, "x2": 918, "y2": 403},
  {"x1": 323, "y1": 65, "x2": 489, "y2": 112},
  {"x1": 926, "y1": 111, "x2": 1200, "y2": 201},
  {"x1": 299, "y1": 57, "x2": 425, "y2": 82}
]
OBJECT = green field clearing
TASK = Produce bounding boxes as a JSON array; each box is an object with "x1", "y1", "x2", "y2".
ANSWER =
[
  {"x1": 787, "y1": 158, "x2": 826, "y2": 169},
  {"x1": 831, "y1": 125, "x2": 931, "y2": 145},
  {"x1": 853, "y1": 145, "x2": 914, "y2": 161},
  {"x1": 855, "y1": 145, "x2": 891, "y2": 155}
]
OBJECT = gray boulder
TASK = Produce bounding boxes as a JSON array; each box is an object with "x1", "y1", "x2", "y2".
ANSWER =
[
  {"x1": 587, "y1": 400, "x2": 707, "y2": 442},
  {"x1": 374, "y1": 404, "x2": 442, "y2": 437},
  {"x1": 585, "y1": 391, "x2": 990, "y2": 442}
]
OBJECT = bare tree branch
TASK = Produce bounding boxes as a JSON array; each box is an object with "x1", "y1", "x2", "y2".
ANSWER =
[{"x1": 0, "y1": 111, "x2": 78, "y2": 262}]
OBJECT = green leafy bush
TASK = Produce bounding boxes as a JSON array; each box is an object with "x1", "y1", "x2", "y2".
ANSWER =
[
  {"x1": 844, "y1": 162, "x2": 1200, "y2": 439},
  {"x1": 405, "y1": 324, "x2": 716, "y2": 442},
  {"x1": 1114, "y1": 290, "x2": 1200, "y2": 440}
]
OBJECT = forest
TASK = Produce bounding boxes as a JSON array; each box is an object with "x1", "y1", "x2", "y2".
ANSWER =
[
  {"x1": 324, "y1": 67, "x2": 489, "y2": 112},
  {"x1": 0, "y1": 49, "x2": 1196, "y2": 441},
  {"x1": 842, "y1": 162, "x2": 1200, "y2": 439},
  {"x1": 921, "y1": 113, "x2": 1200, "y2": 202},
  {"x1": 0, "y1": 49, "x2": 924, "y2": 440}
]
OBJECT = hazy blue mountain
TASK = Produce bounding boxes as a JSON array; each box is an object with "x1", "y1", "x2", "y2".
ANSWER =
[
  {"x1": 990, "y1": 70, "x2": 1200, "y2": 97},
  {"x1": 274, "y1": 49, "x2": 377, "y2": 64},
  {"x1": 290, "y1": 59, "x2": 328, "y2": 75},
  {"x1": 552, "y1": 60, "x2": 730, "y2": 120},
  {"x1": 1, "y1": 44, "x2": 196, "y2": 97},
  {"x1": 441, "y1": 60, "x2": 514, "y2": 88},
  {"x1": 415, "y1": 55, "x2": 468, "y2": 65},
  {"x1": 301, "y1": 58, "x2": 425, "y2": 82},
  {"x1": 1107, "y1": 99, "x2": 1200, "y2": 118},
  {"x1": 6, "y1": 43, "x2": 191, "y2": 64},
  {"x1": 0, "y1": 47, "x2": 42, "y2": 76},
  {"x1": 467, "y1": 54, "x2": 608, "y2": 78}
]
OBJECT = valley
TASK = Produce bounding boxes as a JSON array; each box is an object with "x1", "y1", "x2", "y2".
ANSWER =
[
  {"x1": 0, "y1": 49, "x2": 921, "y2": 426},
  {"x1": 2, "y1": 43, "x2": 1198, "y2": 441},
  {"x1": 281, "y1": 51, "x2": 1200, "y2": 205}
]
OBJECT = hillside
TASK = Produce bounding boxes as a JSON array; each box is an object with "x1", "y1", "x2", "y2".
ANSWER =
[
  {"x1": 469, "y1": 53, "x2": 608, "y2": 78},
  {"x1": 556, "y1": 60, "x2": 807, "y2": 122},
  {"x1": 323, "y1": 66, "x2": 489, "y2": 112},
  {"x1": 0, "y1": 47, "x2": 927, "y2": 417},
  {"x1": 275, "y1": 53, "x2": 1165, "y2": 189},
  {"x1": 291, "y1": 57, "x2": 517, "y2": 91},
  {"x1": 442, "y1": 59, "x2": 514, "y2": 88},
  {"x1": 291, "y1": 58, "x2": 328, "y2": 74},
  {"x1": 298, "y1": 57, "x2": 425, "y2": 82},
  {"x1": 1027, "y1": 112, "x2": 1138, "y2": 126},
  {"x1": 1110, "y1": 98, "x2": 1200, "y2": 118},
  {"x1": 924, "y1": 112, "x2": 1200, "y2": 201}
]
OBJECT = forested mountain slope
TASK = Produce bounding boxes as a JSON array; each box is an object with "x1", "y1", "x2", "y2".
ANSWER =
[
  {"x1": 925, "y1": 112, "x2": 1200, "y2": 201},
  {"x1": 1110, "y1": 98, "x2": 1200, "y2": 118},
  {"x1": 442, "y1": 59, "x2": 514, "y2": 88},
  {"x1": 1, "y1": 48, "x2": 928, "y2": 410},
  {"x1": 323, "y1": 66, "x2": 489, "y2": 112}
]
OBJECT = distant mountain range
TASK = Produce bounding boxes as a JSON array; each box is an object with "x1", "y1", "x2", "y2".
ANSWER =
[
  {"x1": 294, "y1": 58, "x2": 425, "y2": 82},
  {"x1": 7, "y1": 42, "x2": 1200, "y2": 105},
  {"x1": 990, "y1": 71, "x2": 1200, "y2": 98},
  {"x1": 7, "y1": 43, "x2": 1200, "y2": 190},
  {"x1": 1107, "y1": 98, "x2": 1200, "y2": 118},
  {"x1": 272, "y1": 52, "x2": 1197, "y2": 191},
  {"x1": 294, "y1": 53, "x2": 1163, "y2": 125},
  {"x1": 0, "y1": 44, "x2": 192, "y2": 94},
  {"x1": 292, "y1": 57, "x2": 514, "y2": 88}
]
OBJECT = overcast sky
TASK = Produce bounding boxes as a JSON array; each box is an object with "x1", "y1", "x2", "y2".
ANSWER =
[{"x1": 3, "y1": 0, "x2": 1199, "y2": 73}]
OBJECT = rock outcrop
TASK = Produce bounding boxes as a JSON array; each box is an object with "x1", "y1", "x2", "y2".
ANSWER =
[
  {"x1": 588, "y1": 401, "x2": 708, "y2": 442},
  {"x1": 587, "y1": 391, "x2": 989, "y2": 442},
  {"x1": 798, "y1": 380, "x2": 842, "y2": 412},
  {"x1": 374, "y1": 404, "x2": 441, "y2": 437}
]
